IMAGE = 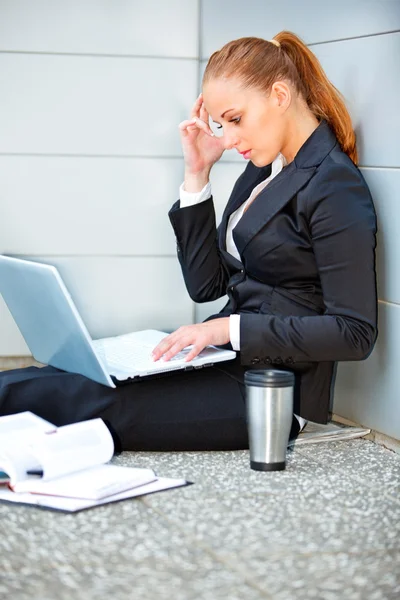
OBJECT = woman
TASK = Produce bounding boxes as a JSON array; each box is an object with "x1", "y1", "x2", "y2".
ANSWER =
[{"x1": 0, "y1": 32, "x2": 377, "y2": 451}]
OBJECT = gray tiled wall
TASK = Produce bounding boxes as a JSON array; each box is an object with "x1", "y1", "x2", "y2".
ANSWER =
[
  {"x1": 200, "y1": 0, "x2": 400, "y2": 55},
  {"x1": 0, "y1": 1, "x2": 399, "y2": 438},
  {"x1": 0, "y1": 54, "x2": 196, "y2": 156},
  {"x1": 0, "y1": 0, "x2": 198, "y2": 355},
  {"x1": 312, "y1": 33, "x2": 400, "y2": 167},
  {"x1": 0, "y1": 0, "x2": 199, "y2": 57},
  {"x1": 0, "y1": 157, "x2": 183, "y2": 255}
]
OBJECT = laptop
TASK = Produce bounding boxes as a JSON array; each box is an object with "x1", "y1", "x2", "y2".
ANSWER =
[{"x1": 0, "y1": 256, "x2": 236, "y2": 387}]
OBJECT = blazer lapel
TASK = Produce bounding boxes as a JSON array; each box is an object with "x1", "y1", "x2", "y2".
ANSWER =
[
  {"x1": 232, "y1": 163, "x2": 317, "y2": 255},
  {"x1": 218, "y1": 162, "x2": 271, "y2": 250},
  {"x1": 226, "y1": 163, "x2": 272, "y2": 217},
  {"x1": 218, "y1": 121, "x2": 337, "y2": 254},
  {"x1": 220, "y1": 247, "x2": 243, "y2": 270}
]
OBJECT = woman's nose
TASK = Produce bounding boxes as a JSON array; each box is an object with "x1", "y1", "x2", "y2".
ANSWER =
[{"x1": 223, "y1": 131, "x2": 240, "y2": 150}]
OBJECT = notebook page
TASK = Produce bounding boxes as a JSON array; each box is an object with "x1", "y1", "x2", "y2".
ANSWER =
[
  {"x1": 13, "y1": 464, "x2": 156, "y2": 499},
  {"x1": 0, "y1": 411, "x2": 55, "y2": 441},
  {"x1": 0, "y1": 445, "x2": 43, "y2": 486},
  {"x1": 0, "y1": 477, "x2": 188, "y2": 512},
  {"x1": 29, "y1": 418, "x2": 114, "y2": 481},
  {"x1": 0, "y1": 412, "x2": 56, "y2": 483}
]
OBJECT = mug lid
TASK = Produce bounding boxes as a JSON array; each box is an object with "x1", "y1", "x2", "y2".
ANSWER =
[{"x1": 244, "y1": 369, "x2": 295, "y2": 388}]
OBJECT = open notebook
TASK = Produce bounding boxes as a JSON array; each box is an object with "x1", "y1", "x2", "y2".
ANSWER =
[
  {"x1": 0, "y1": 255, "x2": 236, "y2": 387},
  {"x1": 0, "y1": 412, "x2": 188, "y2": 512}
]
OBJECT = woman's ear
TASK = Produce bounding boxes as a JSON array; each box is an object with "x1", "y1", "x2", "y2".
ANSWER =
[{"x1": 271, "y1": 81, "x2": 291, "y2": 112}]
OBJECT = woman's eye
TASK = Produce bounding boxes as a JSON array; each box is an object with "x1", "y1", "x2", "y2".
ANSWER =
[{"x1": 214, "y1": 118, "x2": 240, "y2": 130}]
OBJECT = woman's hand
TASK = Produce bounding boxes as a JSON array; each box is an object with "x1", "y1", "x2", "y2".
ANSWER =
[
  {"x1": 179, "y1": 94, "x2": 225, "y2": 184},
  {"x1": 151, "y1": 318, "x2": 230, "y2": 363}
]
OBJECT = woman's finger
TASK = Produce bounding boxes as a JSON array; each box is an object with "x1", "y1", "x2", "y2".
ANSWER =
[
  {"x1": 178, "y1": 118, "x2": 198, "y2": 136},
  {"x1": 199, "y1": 102, "x2": 209, "y2": 123},
  {"x1": 199, "y1": 103, "x2": 212, "y2": 133},
  {"x1": 151, "y1": 334, "x2": 176, "y2": 360},
  {"x1": 184, "y1": 344, "x2": 205, "y2": 362},
  {"x1": 192, "y1": 117, "x2": 215, "y2": 137},
  {"x1": 190, "y1": 93, "x2": 203, "y2": 119},
  {"x1": 151, "y1": 328, "x2": 190, "y2": 360},
  {"x1": 152, "y1": 326, "x2": 201, "y2": 362},
  {"x1": 178, "y1": 117, "x2": 214, "y2": 138},
  {"x1": 161, "y1": 340, "x2": 191, "y2": 362}
]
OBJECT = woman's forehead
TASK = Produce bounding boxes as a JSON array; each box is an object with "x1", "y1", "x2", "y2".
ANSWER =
[
  {"x1": 203, "y1": 76, "x2": 245, "y2": 98},
  {"x1": 203, "y1": 78, "x2": 264, "y2": 115}
]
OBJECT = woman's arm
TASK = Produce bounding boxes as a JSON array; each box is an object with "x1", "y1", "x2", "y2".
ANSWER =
[
  {"x1": 168, "y1": 94, "x2": 231, "y2": 302},
  {"x1": 169, "y1": 197, "x2": 231, "y2": 302}
]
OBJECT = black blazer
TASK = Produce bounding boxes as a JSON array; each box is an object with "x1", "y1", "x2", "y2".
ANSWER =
[{"x1": 169, "y1": 121, "x2": 377, "y2": 423}]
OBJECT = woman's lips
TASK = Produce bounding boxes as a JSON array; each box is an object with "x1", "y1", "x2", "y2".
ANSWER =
[{"x1": 239, "y1": 149, "x2": 252, "y2": 159}]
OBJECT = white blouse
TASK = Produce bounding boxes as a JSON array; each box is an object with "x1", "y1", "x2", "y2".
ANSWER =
[{"x1": 225, "y1": 154, "x2": 286, "y2": 261}]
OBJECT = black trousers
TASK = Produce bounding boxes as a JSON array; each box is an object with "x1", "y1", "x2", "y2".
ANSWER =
[
  {"x1": 0, "y1": 359, "x2": 252, "y2": 451},
  {"x1": 0, "y1": 360, "x2": 300, "y2": 451}
]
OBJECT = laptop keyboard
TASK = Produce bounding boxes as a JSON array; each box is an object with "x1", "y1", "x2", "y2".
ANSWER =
[{"x1": 93, "y1": 338, "x2": 191, "y2": 372}]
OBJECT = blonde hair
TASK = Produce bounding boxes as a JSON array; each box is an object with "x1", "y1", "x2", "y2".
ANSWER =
[{"x1": 203, "y1": 31, "x2": 358, "y2": 164}]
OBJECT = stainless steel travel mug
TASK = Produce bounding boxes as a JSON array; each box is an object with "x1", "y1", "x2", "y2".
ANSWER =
[{"x1": 244, "y1": 369, "x2": 294, "y2": 471}]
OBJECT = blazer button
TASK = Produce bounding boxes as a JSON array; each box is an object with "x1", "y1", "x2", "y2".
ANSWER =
[
  {"x1": 251, "y1": 357, "x2": 261, "y2": 365},
  {"x1": 264, "y1": 357, "x2": 272, "y2": 364},
  {"x1": 274, "y1": 357, "x2": 283, "y2": 365}
]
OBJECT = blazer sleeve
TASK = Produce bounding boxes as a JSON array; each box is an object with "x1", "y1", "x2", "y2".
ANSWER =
[
  {"x1": 239, "y1": 166, "x2": 378, "y2": 364},
  {"x1": 168, "y1": 198, "x2": 231, "y2": 302}
]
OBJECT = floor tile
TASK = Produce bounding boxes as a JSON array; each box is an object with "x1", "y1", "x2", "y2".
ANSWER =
[
  {"x1": 296, "y1": 439, "x2": 400, "y2": 499},
  {"x1": 0, "y1": 558, "x2": 268, "y2": 600},
  {"x1": 143, "y1": 475, "x2": 400, "y2": 556},
  {"x1": 1, "y1": 439, "x2": 399, "y2": 599},
  {"x1": 235, "y1": 550, "x2": 400, "y2": 600},
  {"x1": 0, "y1": 501, "x2": 267, "y2": 600},
  {"x1": 0, "y1": 557, "x2": 268, "y2": 600},
  {"x1": 112, "y1": 447, "x2": 328, "y2": 497}
]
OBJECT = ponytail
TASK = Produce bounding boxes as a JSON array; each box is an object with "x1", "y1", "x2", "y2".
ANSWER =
[
  {"x1": 274, "y1": 31, "x2": 358, "y2": 164},
  {"x1": 203, "y1": 32, "x2": 358, "y2": 164}
]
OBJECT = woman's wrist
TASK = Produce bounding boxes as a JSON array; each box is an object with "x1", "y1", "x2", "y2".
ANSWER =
[{"x1": 184, "y1": 170, "x2": 211, "y2": 193}]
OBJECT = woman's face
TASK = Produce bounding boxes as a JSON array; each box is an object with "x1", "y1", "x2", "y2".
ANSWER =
[{"x1": 203, "y1": 77, "x2": 287, "y2": 167}]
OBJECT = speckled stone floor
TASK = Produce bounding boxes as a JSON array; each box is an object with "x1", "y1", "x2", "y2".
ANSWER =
[{"x1": 0, "y1": 438, "x2": 399, "y2": 600}]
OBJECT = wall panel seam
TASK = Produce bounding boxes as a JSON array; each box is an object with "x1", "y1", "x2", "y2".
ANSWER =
[
  {"x1": 378, "y1": 300, "x2": 400, "y2": 307},
  {"x1": 3, "y1": 255, "x2": 180, "y2": 259},
  {"x1": 307, "y1": 29, "x2": 400, "y2": 47},
  {"x1": 201, "y1": 30, "x2": 400, "y2": 59},
  {"x1": 0, "y1": 50, "x2": 197, "y2": 61},
  {"x1": 0, "y1": 153, "x2": 184, "y2": 160},
  {"x1": 1, "y1": 155, "x2": 399, "y2": 168},
  {"x1": 360, "y1": 166, "x2": 400, "y2": 171}
]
